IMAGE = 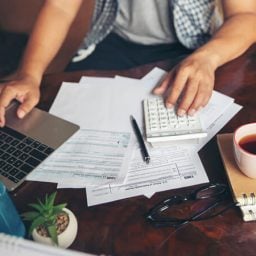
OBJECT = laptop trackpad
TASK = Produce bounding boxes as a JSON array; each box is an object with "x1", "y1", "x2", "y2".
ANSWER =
[{"x1": 5, "y1": 102, "x2": 79, "y2": 149}]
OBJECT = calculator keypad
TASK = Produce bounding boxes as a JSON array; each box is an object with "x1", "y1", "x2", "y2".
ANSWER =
[{"x1": 144, "y1": 97, "x2": 207, "y2": 144}]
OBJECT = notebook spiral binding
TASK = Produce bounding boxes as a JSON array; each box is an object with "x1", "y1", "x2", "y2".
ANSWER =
[
  {"x1": 248, "y1": 210, "x2": 256, "y2": 220},
  {"x1": 241, "y1": 192, "x2": 256, "y2": 206},
  {"x1": 239, "y1": 193, "x2": 256, "y2": 221}
]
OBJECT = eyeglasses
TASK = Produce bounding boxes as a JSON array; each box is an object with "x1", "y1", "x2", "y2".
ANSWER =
[{"x1": 146, "y1": 183, "x2": 236, "y2": 228}]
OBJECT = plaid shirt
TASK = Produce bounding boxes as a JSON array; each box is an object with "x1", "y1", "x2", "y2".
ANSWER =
[{"x1": 83, "y1": 0, "x2": 220, "y2": 50}]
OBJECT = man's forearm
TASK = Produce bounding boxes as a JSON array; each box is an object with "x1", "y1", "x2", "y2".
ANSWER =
[
  {"x1": 193, "y1": 13, "x2": 256, "y2": 70},
  {"x1": 18, "y1": 0, "x2": 83, "y2": 83}
]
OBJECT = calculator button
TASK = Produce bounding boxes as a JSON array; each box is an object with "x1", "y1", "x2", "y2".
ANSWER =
[{"x1": 143, "y1": 97, "x2": 207, "y2": 144}]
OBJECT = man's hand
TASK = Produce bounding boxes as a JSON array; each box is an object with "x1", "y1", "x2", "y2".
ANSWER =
[
  {"x1": 0, "y1": 74, "x2": 41, "y2": 127},
  {"x1": 154, "y1": 0, "x2": 256, "y2": 116},
  {"x1": 153, "y1": 52, "x2": 216, "y2": 116},
  {"x1": 0, "y1": 0, "x2": 83, "y2": 127}
]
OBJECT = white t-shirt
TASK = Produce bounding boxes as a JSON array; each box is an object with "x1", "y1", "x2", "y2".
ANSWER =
[{"x1": 113, "y1": 0, "x2": 177, "y2": 45}]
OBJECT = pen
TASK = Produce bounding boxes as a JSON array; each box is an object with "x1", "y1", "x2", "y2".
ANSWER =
[{"x1": 130, "y1": 115, "x2": 150, "y2": 164}]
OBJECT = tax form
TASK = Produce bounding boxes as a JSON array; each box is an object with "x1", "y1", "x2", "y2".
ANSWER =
[
  {"x1": 27, "y1": 129, "x2": 132, "y2": 186},
  {"x1": 27, "y1": 80, "x2": 134, "y2": 185},
  {"x1": 28, "y1": 78, "x2": 155, "y2": 186},
  {"x1": 86, "y1": 144, "x2": 208, "y2": 206}
]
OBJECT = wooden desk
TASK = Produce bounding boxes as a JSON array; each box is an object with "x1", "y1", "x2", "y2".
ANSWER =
[{"x1": 11, "y1": 45, "x2": 256, "y2": 256}]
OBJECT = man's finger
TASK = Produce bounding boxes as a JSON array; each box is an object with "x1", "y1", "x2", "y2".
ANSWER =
[
  {"x1": 0, "y1": 106, "x2": 5, "y2": 127},
  {"x1": 153, "y1": 71, "x2": 174, "y2": 95},
  {"x1": 0, "y1": 87, "x2": 18, "y2": 126},
  {"x1": 0, "y1": 86, "x2": 17, "y2": 108},
  {"x1": 165, "y1": 69, "x2": 189, "y2": 109},
  {"x1": 17, "y1": 96, "x2": 39, "y2": 119},
  {"x1": 177, "y1": 77, "x2": 198, "y2": 116},
  {"x1": 188, "y1": 83, "x2": 213, "y2": 113}
]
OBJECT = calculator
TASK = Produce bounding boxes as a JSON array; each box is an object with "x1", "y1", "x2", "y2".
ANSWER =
[{"x1": 143, "y1": 97, "x2": 207, "y2": 146}]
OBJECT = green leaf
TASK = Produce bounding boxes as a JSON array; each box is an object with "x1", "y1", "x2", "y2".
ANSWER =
[
  {"x1": 22, "y1": 211, "x2": 40, "y2": 221},
  {"x1": 29, "y1": 203, "x2": 44, "y2": 213},
  {"x1": 38, "y1": 199, "x2": 47, "y2": 210},
  {"x1": 47, "y1": 215, "x2": 56, "y2": 224},
  {"x1": 47, "y1": 224, "x2": 58, "y2": 245},
  {"x1": 53, "y1": 203, "x2": 67, "y2": 211},
  {"x1": 29, "y1": 216, "x2": 46, "y2": 235},
  {"x1": 48, "y1": 192, "x2": 57, "y2": 208},
  {"x1": 45, "y1": 194, "x2": 49, "y2": 206}
]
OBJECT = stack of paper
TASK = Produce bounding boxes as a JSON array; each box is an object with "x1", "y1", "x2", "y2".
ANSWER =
[{"x1": 27, "y1": 68, "x2": 242, "y2": 206}]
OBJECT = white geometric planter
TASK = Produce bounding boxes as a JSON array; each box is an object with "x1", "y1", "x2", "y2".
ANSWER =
[{"x1": 32, "y1": 208, "x2": 78, "y2": 248}]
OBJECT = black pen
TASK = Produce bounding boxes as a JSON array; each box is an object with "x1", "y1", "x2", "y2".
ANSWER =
[{"x1": 130, "y1": 115, "x2": 150, "y2": 164}]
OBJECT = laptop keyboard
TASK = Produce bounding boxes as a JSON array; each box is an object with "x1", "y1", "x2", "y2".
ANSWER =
[{"x1": 0, "y1": 126, "x2": 54, "y2": 184}]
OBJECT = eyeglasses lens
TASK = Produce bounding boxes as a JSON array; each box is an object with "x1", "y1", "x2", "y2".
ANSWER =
[
  {"x1": 158, "y1": 198, "x2": 220, "y2": 221},
  {"x1": 196, "y1": 184, "x2": 226, "y2": 199},
  {"x1": 155, "y1": 185, "x2": 229, "y2": 222}
]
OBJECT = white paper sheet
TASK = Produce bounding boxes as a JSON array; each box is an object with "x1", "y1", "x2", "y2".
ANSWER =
[
  {"x1": 49, "y1": 79, "x2": 151, "y2": 132},
  {"x1": 27, "y1": 129, "x2": 133, "y2": 186},
  {"x1": 86, "y1": 144, "x2": 209, "y2": 206},
  {"x1": 140, "y1": 67, "x2": 167, "y2": 84},
  {"x1": 196, "y1": 102, "x2": 242, "y2": 151},
  {"x1": 0, "y1": 233, "x2": 93, "y2": 256}
]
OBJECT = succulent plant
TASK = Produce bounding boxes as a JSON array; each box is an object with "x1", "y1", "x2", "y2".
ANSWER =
[{"x1": 22, "y1": 192, "x2": 67, "y2": 245}]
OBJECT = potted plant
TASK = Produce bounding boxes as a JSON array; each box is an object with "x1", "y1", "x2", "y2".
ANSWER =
[{"x1": 22, "y1": 192, "x2": 78, "y2": 248}]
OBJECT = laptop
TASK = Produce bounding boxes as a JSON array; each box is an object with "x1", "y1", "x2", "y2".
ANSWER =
[{"x1": 0, "y1": 101, "x2": 79, "y2": 191}]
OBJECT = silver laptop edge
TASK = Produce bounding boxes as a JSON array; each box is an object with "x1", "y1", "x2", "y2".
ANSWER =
[{"x1": 0, "y1": 102, "x2": 79, "y2": 190}]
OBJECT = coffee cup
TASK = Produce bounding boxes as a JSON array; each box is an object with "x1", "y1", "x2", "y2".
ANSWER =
[{"x1": 233, "y1": 123, "x2": 256, "y2": 179}]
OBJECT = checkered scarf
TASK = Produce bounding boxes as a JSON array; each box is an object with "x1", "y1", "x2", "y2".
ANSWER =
[{"x1": 83, "y1": 0, "x2": 219, "y2": 50}]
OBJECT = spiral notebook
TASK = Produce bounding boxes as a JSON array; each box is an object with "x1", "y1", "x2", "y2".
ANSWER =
[
  {"x1": 0, "y1": 233, "x2": 94, "y2": 256},
  {"x1": 217, "y1": 133, "x2": 256, "y2": 222}
]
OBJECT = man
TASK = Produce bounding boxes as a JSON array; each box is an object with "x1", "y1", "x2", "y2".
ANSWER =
[{"x1": 0, "y1": 0, "x2": 256, "y2": 126}]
